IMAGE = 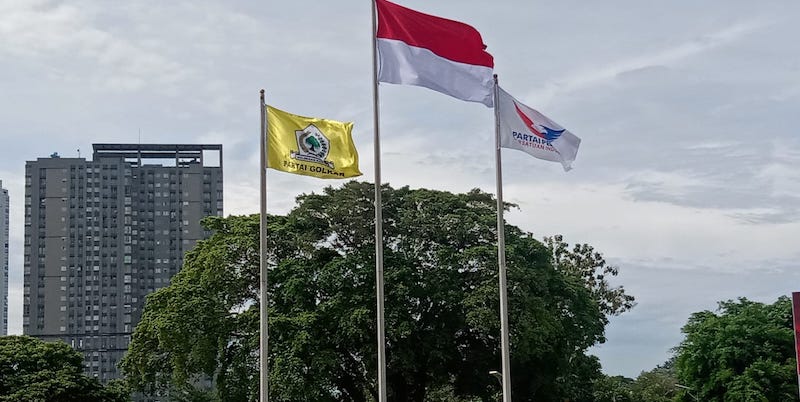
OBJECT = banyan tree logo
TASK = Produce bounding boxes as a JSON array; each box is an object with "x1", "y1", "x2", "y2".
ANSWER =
[{"x1": 290, "y1": 124, "x2": 334, "y2": 168}]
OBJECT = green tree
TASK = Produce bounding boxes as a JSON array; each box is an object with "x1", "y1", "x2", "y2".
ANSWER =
[
  {"x1": 543, "y1": 234, "x2": 636, "y2": 402},
  {"x1": 122, "y1": 182, "x2": 617, "y2": 401},
  {"x1": 630, "y1": 364, "x2": 678, "y2": 402},
  {"x1": 674, "y1": 296, "x2": 799, "y2": 402},
  {"x1": 0, "y1": 335, "x2": 129, "y2": 402},
  {"x1": 544, "y1": 235, "x2": 635, "y2": 322},
  {"x1": 555, "y1": 353, "x2": 603, "y2": 402},
  {"x1": 592, "y1": 375, "x2": 634, "y2": 402}
]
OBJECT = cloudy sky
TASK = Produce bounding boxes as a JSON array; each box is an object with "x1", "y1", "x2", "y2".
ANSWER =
[{"x1": 2, "y1": 0, "x2": 799, "y2": 378}]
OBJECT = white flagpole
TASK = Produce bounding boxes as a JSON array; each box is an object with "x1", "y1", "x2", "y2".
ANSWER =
[
  {"x1": 370, "y1": 1, "x2": 388, "y2": 401},
  {"x1": 493, "y1": 75, "x2": 513, "y2": 402},
  {"x1": 259, "y1": 89, "x2": 270, "y2": 402},
  {"x1": 793, "y1": 292, "x2": 800, "y2": 399}
]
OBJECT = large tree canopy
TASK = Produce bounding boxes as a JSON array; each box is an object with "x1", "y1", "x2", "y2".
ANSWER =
[
  {"x1": 121, "y1": 182, "x2": 629, "y2": 401},
  {"x1": 0, "y1": 335, "x2": 128, "y2": 402},
  {"x1": 674, "y1": 296, "x2": 799, "y2": 402}
]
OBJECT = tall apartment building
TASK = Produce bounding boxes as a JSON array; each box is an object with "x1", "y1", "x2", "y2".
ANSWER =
[
  {"x1": 23, "y1": 144, "x2": 223, "y2": 382},
  {"x1": 0, "y1": 180, "x2": 8, "y2": 335}
]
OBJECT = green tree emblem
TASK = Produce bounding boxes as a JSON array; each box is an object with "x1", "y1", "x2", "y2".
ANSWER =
[{"x1": 304, "y1": 135, "x2": 321, "y2": 153}]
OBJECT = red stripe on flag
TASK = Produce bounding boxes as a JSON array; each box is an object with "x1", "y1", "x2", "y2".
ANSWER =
[{"x1": 376, "y1": 0, "x2": 493, "y2": 68}]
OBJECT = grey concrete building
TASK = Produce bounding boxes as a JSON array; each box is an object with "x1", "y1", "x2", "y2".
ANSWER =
[
  {"x1": 0, "y1": 180, "x2": 8, "y2": 335},
  {"x1": 23, "y1": 144, "x2": 223, "y2": 382}
]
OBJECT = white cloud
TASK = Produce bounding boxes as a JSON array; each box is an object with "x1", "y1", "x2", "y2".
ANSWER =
[
  {"x1": 624, "y1": 169, "x2": 712, "y2": 199},
  {"x1": 0, "y1": 1, "x2": 194, "y2": 93},
  {"x1": 504, "y1": 180, "x2": 800, "y2": 269},
  {"x1": 527, "y1": 19, "x2": 768, "y2": 107},
  {"x1": 757, "y1": 163, "x2": 800, "y2": 197}
]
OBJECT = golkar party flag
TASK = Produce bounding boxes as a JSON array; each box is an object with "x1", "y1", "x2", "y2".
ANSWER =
[
  {"x1": 266, "y1": 105, "x2": 362, "y2": 179},
  {"x1": 497, "y1": 87, "x2": 581, "y2": 171},
  {"x1": 376, "y1": 0, "x2": 494, "y2": 107}
]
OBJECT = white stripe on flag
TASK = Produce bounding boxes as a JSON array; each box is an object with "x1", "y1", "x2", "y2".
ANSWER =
[{"x1": 377, "y1": 38, "x2": 494, "y2": 107}]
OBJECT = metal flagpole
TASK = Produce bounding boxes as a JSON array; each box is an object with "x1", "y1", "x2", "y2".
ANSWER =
[
  {"x1": 792, "y1": 292, "x2": 800, "y2": 400},
  {"x1": 493, "y1": 75, "x2": 513, "y2": 402},
  {"x1": 370, "y1": 1, "x2": 388, "y2": 401},
  {"x1": 259, "y1": 89, "x2": 270, "y2": 402}
]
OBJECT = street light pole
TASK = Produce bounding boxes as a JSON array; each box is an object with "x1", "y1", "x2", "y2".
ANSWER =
[
  {"x1": 489, "y1": 370, "x2": 503, "y2": 386},
  {"x1": 488, "y1": 371, "x2": 503, "y2": 402}
]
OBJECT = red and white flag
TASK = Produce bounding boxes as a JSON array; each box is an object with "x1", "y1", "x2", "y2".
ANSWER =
[
  {"x1": 375, "y1": 0, "x2": 494, "y2": 107},
  {"x1": 497, "y1": 87, "x2": 581, "y2": 171}
]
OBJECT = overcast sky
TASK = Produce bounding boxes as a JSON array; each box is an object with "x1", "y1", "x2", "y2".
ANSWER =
[{"x1": 1, "y1": 0, "x2": 799, "y2": 378}]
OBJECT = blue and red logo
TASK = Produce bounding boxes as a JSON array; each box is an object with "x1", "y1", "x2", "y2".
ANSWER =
[{"x1": 514, "y1": 102, "x2": 564, "y2": 142}]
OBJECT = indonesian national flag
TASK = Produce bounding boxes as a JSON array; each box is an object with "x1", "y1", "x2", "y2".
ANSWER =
[
  {"x1": 497, "y1": 87, "x2": 581, "y2": 171},
  {"x1": 376, "y1": 0, "x2": 494, "y2": 107}
]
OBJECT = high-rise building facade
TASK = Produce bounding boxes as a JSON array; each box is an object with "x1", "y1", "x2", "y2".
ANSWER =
[
  {"x1": 0, "y1": 180, "x2": 8, "y2": 335},
  {"x1": 23, "y1": 144, "x2": 223, "y2": 382}
]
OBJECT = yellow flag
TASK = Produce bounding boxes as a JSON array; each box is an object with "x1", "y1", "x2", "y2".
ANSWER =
[{"x1": 266, "y1": 105, "x2": 362, "y2": 179}]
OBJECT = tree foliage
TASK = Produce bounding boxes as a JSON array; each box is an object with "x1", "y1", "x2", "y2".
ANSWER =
[
  {"x1": 544, "y1": 235, "x2": 635, "y2": 321},
  {"x1": 674, "y1": 296, "x2": 799, "y2": 402},
  {"x1": 544, "y1": 234, "x2": 636, "y2": 402},
  {"x1": 122, "y1": 182, "x2": 623, "y2": 401},
  {"x1": 0, "y1": 335, "x2": 129, "y2": 402},
  {"x1": 629, "y1": 364, "x2": 678, "y2": 402},
  {"x1": 591, "y1": 365, "x2": 680, "y2": 402},
  {"x1": 555, "y1": 353, "x2": 603, "y2": 402},
  {"x1": 592, "y1": 375, "x2": 634, "y2": 402}
]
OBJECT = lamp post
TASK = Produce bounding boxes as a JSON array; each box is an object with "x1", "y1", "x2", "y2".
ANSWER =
[
  {"x1": 489, "y1": 371, "x2": 503, "y2": 401},
  {"x1": 489, "y1": 370, "x2": 503, "y2": 386}
]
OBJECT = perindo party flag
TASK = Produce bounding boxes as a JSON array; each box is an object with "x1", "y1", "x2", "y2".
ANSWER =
[
  {"x1": 266, "y1": 106, "x2": 362, "y2": 179},
  {"x1": 376, "y1": 0, "x2": 494, "y2": 107},
  {"x1": 496, "y1": 87, "x2": 581, "y2": 171}
]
